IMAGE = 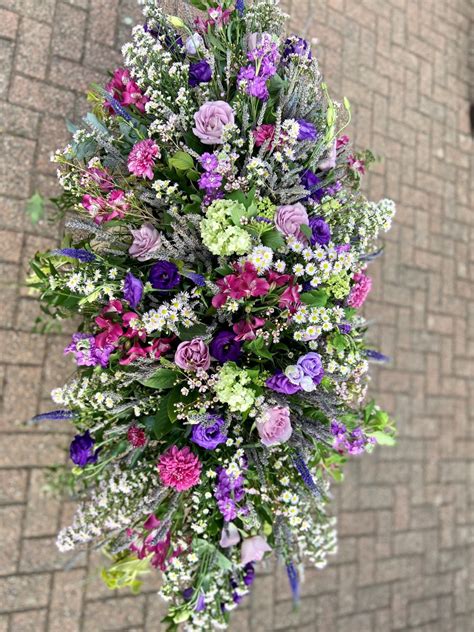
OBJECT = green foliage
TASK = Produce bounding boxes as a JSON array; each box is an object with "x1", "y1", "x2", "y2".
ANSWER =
[
  {"x1": 26, "y1": 193, "x2": 45, "y2": 224},
  {"x1": 300, "y1": 290, "x2": 329, "y2": 306},
  {"x1": 101, "y1": 553, "x2": 152, "y2": 593},
  {"x1": 140, "y1": 368, "x2": 180, "y2": 390}
]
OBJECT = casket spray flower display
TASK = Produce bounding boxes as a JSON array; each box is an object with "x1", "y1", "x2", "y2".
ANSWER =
[{"x1": 29, "y1": 0, "x2": 396, "y2": 628}]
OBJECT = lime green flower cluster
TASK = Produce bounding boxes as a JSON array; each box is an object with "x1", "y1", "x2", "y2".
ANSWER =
[
  {"x1": 255, "y1": 196, "x2": 276, "y2": 219},
  {"x1": 214, "y1": 362, "x2": 256, "y2": 413},
  {"x1": 200, "y1": 199, "x2": 252, "y2": 256},
  {"x1": 326, "y1": 272, "x2": 351, "y2": 300}
]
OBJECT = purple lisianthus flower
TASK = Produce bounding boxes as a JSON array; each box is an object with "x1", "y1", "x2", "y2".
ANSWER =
[
  {"x1": 210, "y1": 330, "x2": 242, "y2": 363},
  {"x1": 199, "y1": 152, "x2": 219, "y2": 172},
  {"x1": 149, "y1": 261, "x2": 181, "y2": 290},
  {"x1": 297, "y1": 352, "x2": 324, "y2": 385},
  {"x1": 189, "y1": 59, "x2": 212, "y2": 87},
  {"x1": 198, "y1": 171, "x2": 222, "y2": 191},
  {"x1": 123, "y1": 272, "x2": 143, "y2": 309},
  {"x1": 301, "y1": 169, "x2": 325, "y2": 202},
  {"x1": 283, "y1": 36, "x2": 312, "y2": 60},
  {"x1": 265, "y1": 371, "x2": 301, "y2": 395},
  {"x1": 69, "y1": 430, "x2": 99, "y2": 467},
  {"x1": 191, "y1": 414, "x2": 227, "y2": 450},
  {"x1": 297, "y1": 119, "x2": 318, "y2": 142},
  {"x1": 338, "y1": 323, "x2": 352, "y2": 334},
  {"x1": 309, "y1": 216, "x2": 331, "y2": 245}
]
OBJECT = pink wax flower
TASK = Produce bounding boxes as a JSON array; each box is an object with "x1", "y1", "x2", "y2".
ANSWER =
[
  {"x1": 193, "y1": 101, "x2": 235, "y2": 145},
  {"x1": 129, "y1": 223, "x2": 162, "y2": 261},
  {"x1": 128, "y1": 139, "x2": 160, "y2": 180},
  {"x1": 240, "y1": 535, "x2": 272, "y2": 565},
  {"x1": 233, "y1": 317, "x2": 266, "y2": 342},
  {"x1": 212, "y1": 262, "x2": 270, "y2": 309},
  {"x1": 253, "y1": 124, "x2": 275, "y2": 148},
  {"x1": 220, "y1": 522, "x2": 241, "y2": 548},
  {"x1": 279, "y1": 284, "x2": 301, "y2": 314},
  {"x1": 256, "y1": 405, "x2": 292, "y2": 447},
  {"x1": 347, "y1": 272, "x2": 372, "y2": 308},
  {"x1": 174, "y1": 338, "x2": 211, "y2": 372},
  {"x1": 275, "y1": 203, "x2": 309, "y2": 242},
  {"x1": 157, "y1": 446, "x2": 202, "y2": 492}
]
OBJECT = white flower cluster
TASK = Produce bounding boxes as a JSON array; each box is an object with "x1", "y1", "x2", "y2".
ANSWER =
[
  {"x1": 292, "y1": 305, "x2": 345, "y2": 342},
  {"x1": 51, "y1": 375, "x2": 124, "y2": 411},
  {"x1": 288, "y1": 237, "x2": 354, "y2": 288},
  {"x1": 141, "y1": 292, "x2": 198, "y2": 334}
]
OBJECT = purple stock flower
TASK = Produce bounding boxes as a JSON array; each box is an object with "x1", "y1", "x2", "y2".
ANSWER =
[
  {"x1": 265, "y1": 371, "x2": 301, "y2": 395},
  {"x1": 69, "y1": 430, "x2": 99, "y2": 467},
  {"x1": 191, "y1": 414, "x2": 227, "y2": 450},
  {"x1": 64, "y1": 333, "x2": 113, "y2": 368},
  {"x1": 123, "y1": 272, "x2": 143, "y2": 309},
  {"x1": 198, "y1": 171, "x2": 222, "y2": 191},
  {"x1": 51, "y1": 248, "x2": 96, "y2": 262},
  {"x1": 210, "y1": 330, "x2": 242, "y2": 363},
  {"x1": 331, "y1": 421, "x2": 375, "y2": 455},
  {"x1": 149, "y1": 261, "x2": 181, "y2": 290},
  {"x1": 283, "y1": 36, "x2": 312, "y2": 60},
  {"x1": 199, "y1": 152, "x2": 219, "y2": 172},
  {"x1": 189, "y1": 59, "x2": 212, "y2": 87},
  {"x1": 309, "y1": 216, "x2": 331, "y2": 245},
  {"x1": 297, "y1": 119, "x2": 318, "y2": 141},
  {"x1": 214, "y1": 466, "x2": 245, "y2": 521}
]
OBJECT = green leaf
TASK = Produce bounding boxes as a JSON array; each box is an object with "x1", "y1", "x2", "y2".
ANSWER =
[
  {"x1": 343, "y1": 96, "x2": 351, "y2": 111},
  {"x1": 300, "y1": 223, "x2": 312, "y2": 240},
  {"x1": 332, "y1": 333, "x2": 349, "y2": 351},
  {"x1": 245, "y1": 336, "x2": 273, "y2": 360},
  {"x1": 368, "y1": 431, "x2": 396, "y2": 446},
  {"x1": 168, "y1": 151, "x2": 194, "y2": 172},
  {"x1": 177, "y1": 323, "x2": 208, "y2": 341},
  {"x1": 261, "y1": 229, "x2": 285, "y2": 251},
  {"x1": 300, "y1": 290, "x2": 329, "y2": 306},
  {"x1": 141, "y1": 368, "x2": 179, "y2": 390},
  {"x1": 153, "y1": 397, "x2": 175, "y2": 440},
  {"x1": 26, "y1": 193, "x2": 45, "y2": 224}
]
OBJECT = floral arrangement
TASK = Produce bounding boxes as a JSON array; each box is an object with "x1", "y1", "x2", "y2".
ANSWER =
[{"x1": 29, "y1": 0, "x2": 396, "y2": 629}]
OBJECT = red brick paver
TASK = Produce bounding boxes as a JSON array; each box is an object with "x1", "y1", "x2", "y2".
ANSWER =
[{"x1": 0, "y1": 1, "x2": 473, "y2": 630}]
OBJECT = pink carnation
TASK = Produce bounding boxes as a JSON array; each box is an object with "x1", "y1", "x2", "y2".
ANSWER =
[
  {"x1": 347, "y1": 272, "x2": 372, "y2": 308},
  {"x1": 157, "y1": 446, "x2": 202, "y2": 492},
  {"x1": 253, "y1": 124, "x2": 275, "y2": 148},
  {"x1": 128, "y1": 139, "x2": 160, "y2": 180}
]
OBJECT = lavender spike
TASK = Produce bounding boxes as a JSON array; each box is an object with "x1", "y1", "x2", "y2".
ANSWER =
[
  {"x1": 50, "y1": 248, "x2": 96, "y2": 263},
  {"x1": 292, "y1": 451, "x2": 323, "y2": 500},
  {"x1": 29, "y1": 410, "x2": 76, "y2": 425},
  {"x1": 286, "y1": 562, "x2": 300, "y2": 603}
]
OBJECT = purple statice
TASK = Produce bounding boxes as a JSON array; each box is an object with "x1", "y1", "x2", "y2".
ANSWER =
[
  {"x1": 297, "y1": 119, "x2": 318, "y2": 142},
  {"x1": 331, "y1": 421, "x2": 375, "y2": 455},
  {"x1": 286, "y1": 562, "x2": 300, "y2": 603},
  {"x1": 64, "y1": 333, "x2": 114, "y2": 368},
  {"x1": 69, "y1": 430, "x2": 99, "y2": 467},
  {"x1": 149, "y1": 261, "x2": 180, "y2": 290},
  {"x1": 214, "y1": 466, "x2": 245, "y2": 521},
  {"x1": 292, "y1": 451, "x2": 323, "y2": 500},
  {"x1": 30, "y1": 409, "x2": 75, "y2": 424},
  {"x1": 123, "y1": 272, "x2": 143, "y2": 309},
  {"x1": 189, "y1": 60, "x2": 212, "y2": 87},
  {"x1": 365, "y1": 349, "x2": 390, "y2": 363},
  {"x1": 309, "y1": 216, "x2": 331, "y2": 245},
  {"x1": 51, "y1": 248, "x2": 96, "y2": 262},
  {"x1": 210, "y1": 330, "x2": 242, "y2": 363},
  {"x1": 191, "y1": 414, "x2": 227, "y2": 450}
]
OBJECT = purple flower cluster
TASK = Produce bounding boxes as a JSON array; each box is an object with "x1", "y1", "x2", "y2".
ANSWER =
[
  {"x1": 282, "y1": 36, "x2": 312, "y2": 61},
  {"x1": 191, "y1": 414, "x2": 227, "y2": 450},
  {"x1": 230, "y1": 563, "x2": 255, "y2": 604},
  {"x1": 297, "y1": 119, "x2": 317, "y2": 142},
  {"x1": 237, "y1": 40, "x2": 280, "y2": 101},
  {"x1": 198, "y1": 152, "x2": 224, "y2": 201},
  {"x1": 69, "y1": 430, "x2": 99, "y2": 467},
  {"x1": 64, "y1": 333, "x2": 113, "y2": 368},
  {"x1": 123, "y1": 272, "x2": 143, "y2": 308},
  {"x1": 51, "y1": 248, "x2": 96, "y2": 262},
  {"x1": 331, "y1": 421, "x2": 376, "y2": 455},
  {"x1": 214, "y1": 466, "x2": 245, "y2": 521},
  {"x1": 149, "y1": 261, "x2": 181, "y2": 290},
  {"x1": 189, "y1": 59, "x2": 212, "y2": 87}
]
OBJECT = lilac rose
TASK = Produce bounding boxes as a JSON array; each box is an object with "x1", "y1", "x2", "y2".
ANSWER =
[
  {"x1": 193, "y1": 100, "x2": 235, "y2": 145},
  {"x1": 174, "y1": 338, "x2": 211, "y2": 372},
  {"x1": 129, "y1": 223, "x2": 161, "y2": 261},
  {"x1": 275, "y1": 203, "x2": 309, "y2": 242},
  {"x1": 256, "y1": 405, "x2": 293, "y2": 447}
]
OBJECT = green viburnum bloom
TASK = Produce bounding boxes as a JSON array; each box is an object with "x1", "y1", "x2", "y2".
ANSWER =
[
  {"x1": 326, "y1": 272, "x2": 351, "y2": 299},
  {"x1": 214, "y1": 362, "x2": 256, "y2": 413},
  {"x1": 200, "y1": 199, "x2": 252, "y2": 256}
]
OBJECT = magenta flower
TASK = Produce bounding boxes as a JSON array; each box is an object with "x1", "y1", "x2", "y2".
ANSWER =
[
  {"x1": 279, "y1": 284, "x2": 301, "y2": 314},
  {"x1": 240, "y1": 535, "x2": 272, "y2": 565},
  {"x1": 82, "y1": 190, "x2": 129, "y2": 225},
  {"x1": 253, "y1": 124, "x2": 275, "y2": 148},
  {"x1": 347, "y1": 272, "x2": 372, "y2": 308},
  {"x1": 128, "y1": 139, "x2": 160, "y2": 179},
  {"x1": 212, "y1": 262, "x2": 270, "y2": 309},
  {"x1": 233, "y1": 317, "x2": 266, "y2": 342},
  {"x1": 157, "y1": 446, "x2": 202, "y2": 492}
]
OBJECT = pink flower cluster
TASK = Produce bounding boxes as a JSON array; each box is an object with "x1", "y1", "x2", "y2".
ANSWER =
[
  {"x1": 347, "y1": 271, "x2": 372, "y2": 308},
  {"x1": 195, "y1": 6, "x2": 232, "y2": 32},
  {"x1": 128, "y1": 139, "x2": 160, "y2": 180},
  {"x1": 157, "y1": 446, "x2": 202, "y2": 492},
  {"x1": 127, "y1": 514, "x2": 182, "y2": 570},
  {"x1": 82, "y1": 189, "x2": 129, "y2": 225},
  {"x1": 212, "y1": 262, "x2": 270, "y2": 309},
  {"x1": 105, "y1": 68, "x2": 148, "y2": 114}
]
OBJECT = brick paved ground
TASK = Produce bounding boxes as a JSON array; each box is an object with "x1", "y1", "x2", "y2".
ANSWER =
[{"x1": 0, "y1": 0, "x2": 473, "y2": 630}]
